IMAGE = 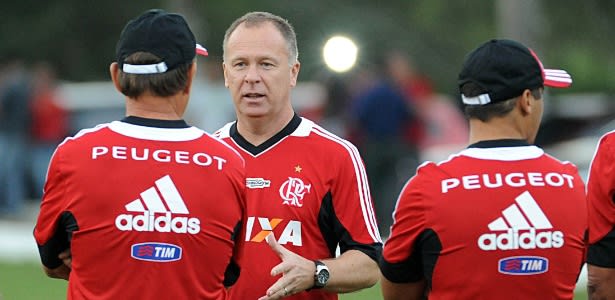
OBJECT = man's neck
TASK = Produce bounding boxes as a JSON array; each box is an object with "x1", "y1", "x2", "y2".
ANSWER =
[
  {"x1": 467, "y1": 118, "x2": 526, "y2": 145},
  {"x1": 124, "y1": 94, "x2": 186, "y2": 120},
  {"x1": 236, "y1": 109, "x2": 295, "y2": 146}
]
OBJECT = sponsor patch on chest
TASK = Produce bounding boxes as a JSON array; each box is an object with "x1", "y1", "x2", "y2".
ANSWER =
[
  {"x1": 498, "y1": 256, "x2": 548, "y2": 275},
  {"x1": 131, "y1": 242, "x2": 182, "y2": 262}
]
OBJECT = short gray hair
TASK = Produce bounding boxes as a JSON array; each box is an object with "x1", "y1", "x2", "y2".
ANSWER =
[{"x1": 222, "y1": 11, "x2": 299, "y2": 64}]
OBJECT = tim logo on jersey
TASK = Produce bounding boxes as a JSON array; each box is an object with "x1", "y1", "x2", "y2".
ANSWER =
[
  {"x1": 498, "y1": 256, "x2": 548, "y2": 275},
  {"x1": 477, "y1": 191, "x2": 564, "y2": 251},
  {"x1": 245, "y1": 217, "x2": 302, "y2": 246},
  {"x1": 279, "y1": 177, "x2": 311, "y2": 207},
  {"x1": 115, "y1": 175, "x2": 201, "y2": 234},
  {"x1": 131, "y1": 242, "x2": 182, "y2": 262}
]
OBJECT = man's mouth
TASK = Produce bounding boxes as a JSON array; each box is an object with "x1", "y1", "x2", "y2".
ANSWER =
[{"x1": 243, "y1": 93, "x2": 265, "y2": 99}]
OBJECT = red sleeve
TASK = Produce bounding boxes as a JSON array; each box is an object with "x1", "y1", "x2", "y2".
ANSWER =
[
  {"x1": 332, "y1": 142, "x2": 381, "y2": 245},
  {"x1": 33, "y1": 144, "x2": 70, "y2": 268},
  {"x1": 380, "y1": 165, "x2": 428, "y2": 282},
  {"x1": 587, "y1": 133, "x2": 615, "y2": 244}
]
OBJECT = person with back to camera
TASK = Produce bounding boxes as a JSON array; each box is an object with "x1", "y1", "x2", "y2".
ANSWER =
[
  {"x1": 33, "y1": 9, "x2": 246, "y2": 299},
  {"x1": 378, "y1": 39, "x2": 587, "y2": 300},
  {"x1": 586, "y1": 97, "x2": 615, "y2": 299},
  {"x1": 214, "y1": 11, "x2": 382, "y2": 300}
]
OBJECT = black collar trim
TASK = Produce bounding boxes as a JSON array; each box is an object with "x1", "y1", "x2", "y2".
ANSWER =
[
  {"x1": 230, "y1": 114, "x2": 302, "y2": 156},
  {"x1": 121, "y1": 116, "x2": 189, "y2": 128},
  {"x1": 467, "y1": 139, "x2": 530, "y2": 149}
]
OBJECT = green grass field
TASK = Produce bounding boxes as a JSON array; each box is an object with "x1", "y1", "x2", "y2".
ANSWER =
[{"x1": 0, "y1": 260, "x2": 588, "y2": 300}]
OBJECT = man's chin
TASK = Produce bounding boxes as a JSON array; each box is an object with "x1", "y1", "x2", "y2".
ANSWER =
[{"x1": 241, "y1": 109, "x2": 269, "y2": 119}]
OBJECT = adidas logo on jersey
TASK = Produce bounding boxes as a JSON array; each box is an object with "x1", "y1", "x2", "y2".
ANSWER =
[
  {"x1": 478, "y1": 191, "x2": 564, "y2": 251},
  {"x1": 115, "y1": 175, "x2": 201, "y2": 234}
]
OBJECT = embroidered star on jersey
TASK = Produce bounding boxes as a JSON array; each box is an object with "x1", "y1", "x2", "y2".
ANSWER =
[{"x1": 295, "y1": 165, "x2": 302, "y2": 173}]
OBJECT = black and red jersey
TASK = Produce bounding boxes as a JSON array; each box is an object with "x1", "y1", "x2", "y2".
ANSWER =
[
  {"x1": 380, "y1": 140, "x2": 586, "y2": 299},
  {"x1": 215, "y1": 115, "x2": 382, "y2": 300},
  {"x1": 587, "y1": 130, "x2": 615, "y2": 267},
  {"x1": 34, "y1": 117, "x2": 246, "y2": 299}
]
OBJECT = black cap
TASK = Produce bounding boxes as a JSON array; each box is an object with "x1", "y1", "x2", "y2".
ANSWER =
[
  {"x1": 116, "y1": 9, "x2": 208, "y2": 75},
  {"x1": 458, "y1": 39, "x2": 571, "y2": 106}
]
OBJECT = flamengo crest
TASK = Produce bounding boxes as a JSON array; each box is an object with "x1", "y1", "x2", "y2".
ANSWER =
[{"x1": 279, "y1": 177, "x2": 311, "y2": 207}]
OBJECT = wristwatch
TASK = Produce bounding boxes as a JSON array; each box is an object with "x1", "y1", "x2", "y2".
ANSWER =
[{"x1": 313, "y1": 260, "x2": 330, "y2": 289}]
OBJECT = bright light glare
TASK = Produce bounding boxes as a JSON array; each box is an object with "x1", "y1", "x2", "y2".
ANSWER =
[{"x1": 323, "y1": 36, "x2": 358, "y2": 73}]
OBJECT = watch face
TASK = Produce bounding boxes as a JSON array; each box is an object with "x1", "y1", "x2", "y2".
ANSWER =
[{"x1": 317, "y1": 269, "x2": 330, "y2": 285}]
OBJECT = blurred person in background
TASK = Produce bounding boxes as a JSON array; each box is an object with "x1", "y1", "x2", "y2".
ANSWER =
[
  {"x1": 379, "y1": 39, "x2": 586, "y2": 299},
  {"x1": 386, "y1": 50, "x2": 468, "y2": 157},
  {"x1": 347, "y1": 55, "x2": 419, "y2": 237},
  {"x1": 215, "y1": 11, "x2": 382, "y2": 300},
  {"x1": 33, "y1": 9, "x2": 246, "y2": 299},
  {"x1": 586, "y1": 124, "x2": 615, "y2": 299},
  {"x1": 0, "y1": 56, "x2": 32, "y2": 218},
  {"x1": 28, "y1": 62, "x2": 70, "y2": 199}
]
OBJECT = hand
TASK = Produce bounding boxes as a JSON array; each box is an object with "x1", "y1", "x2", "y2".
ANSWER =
[
  {"x1": 59, "y1": 248, "x2": 72, "y2": 269},
  {"x1": 258, "y1": 234, "x2": 316, "y2": 300}
]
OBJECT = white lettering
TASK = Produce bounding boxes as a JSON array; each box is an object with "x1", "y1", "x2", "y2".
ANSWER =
[
  {"x1": 442, "y1": 172, "x2": 577, "y2": 193},
  {"x1": 562, "y1": 174, "x2": 575, "y2": 188},
  {"x1": 462, "y1": 175, "x2": 481, "y2": 190},
  {"x1": 153, "y1": 150, "x2": 171, "y2": 162},
  {"x1": 92, "y1": 146, "x2": 109, "y2": 159},
  {"x1": 213, "y1": 156, "x2": 227, "y2": 171},
  {"x1": 483, "y1": 173, "x2": 502, "y2": 188},
  {"x1": 91, "y1": 146, "x2": 227, "y2": 170},
  {"x1": 175, "y1": 151, "x2": 190, "y2": 164},
  {"x1": 442, "y1": 178, "x2": 460, "y2": 193},
  {"x1": 193, "y1": 153, "x2": 212, "y2": 167},
  {"x1": 505, "y1": 173, "x2": 526, "y2": 187},
  {"x1": 278, "y1": 221, "x2": 302, "y2": 246},
  {"x1": 113, "y1": 146, "x2": 127, "y2": 159},
  {"x1": 132, "y1": 148, "x2": 148, "y2": 160},
  {"x1": 545, "y1": 173, "x2": 564, "y2": 187},
  {"x1": 478, "y1": 228, "x2": 564, "y2": 251},
  {"x1": 115, "y1": 212, "x2": 201, "y2": 234},
  {"x1": 527, "y1": 172, "x2": 544, "y2": 186},
  {"x1": 244, "y1": 217, "x2": 303, "y2": 246}
]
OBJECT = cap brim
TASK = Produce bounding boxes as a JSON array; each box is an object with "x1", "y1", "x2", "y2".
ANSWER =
[
  {"x1": 196, "y1": 44, "x2": 208, "y2": 56},
  {"x1": 544, "y1": 69, "x2": 571, "y2": 88}
]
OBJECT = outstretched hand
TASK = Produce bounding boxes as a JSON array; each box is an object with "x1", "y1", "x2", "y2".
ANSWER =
[{"x1": 258, "y1": 234, "x2": 316, "y2": 300}]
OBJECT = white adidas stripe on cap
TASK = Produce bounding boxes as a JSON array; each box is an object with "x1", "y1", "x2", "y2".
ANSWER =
[
  {"x1": 122, "y1": 44, "x2": 208, "y2": 74},
  {"x1": 196, "y1": 43, "x2": 208, "y2": 56},
  {"x1": 544, "y1": 68, "x2": 572, "y2": 88}
]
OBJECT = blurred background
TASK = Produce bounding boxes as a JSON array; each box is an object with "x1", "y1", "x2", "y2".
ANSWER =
[{"x1": 0, "y1": 1, "x2": 612, "y2": 298}]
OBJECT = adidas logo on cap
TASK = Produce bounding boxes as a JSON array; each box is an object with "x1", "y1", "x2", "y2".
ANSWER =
[
  {"x1": 478, "y1": 191, "x2": 564, "y2": 251},
  {"x1": 115, "y1": 175, "x2": 201, "y2": 234}
]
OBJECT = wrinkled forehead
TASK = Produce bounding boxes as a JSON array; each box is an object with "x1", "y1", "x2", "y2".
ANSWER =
[{"x1": 225, "y1": 22, "x2": 290, "y2": 61}]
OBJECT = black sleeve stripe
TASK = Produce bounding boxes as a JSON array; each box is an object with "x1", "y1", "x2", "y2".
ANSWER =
[
  {"x1": 379, "y1": 229, "x2": 441, "y2": 287},
  {"x1": 37, "y1": 211, "x2": 78, "y2": 269},
  {"x1": 231, "y1": 220, "x2": 241, "y2": 241},
  {"x1": 223, "y1": 259, "x2": 240, "y2": 287},
  {"x1": 318, "y1": 191, "x2": 383, "y2": 261},
  {"x1": 588, "y1": 225, "x2": 615, "y2": 267}
]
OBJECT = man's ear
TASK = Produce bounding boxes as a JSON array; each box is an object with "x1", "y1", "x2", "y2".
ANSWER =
[
  {"x1": 518, "y1": 89, "x2": 533, "y2": 115},
  {"x1": 183, "y1": 62, "x2": 197, "y2": 94},
  {"x1": 222, "y1": 62, "x2": 229, "y2": 88},
  {"x1": 109, "y1": 62, "x2": 122, "y2": 93}
]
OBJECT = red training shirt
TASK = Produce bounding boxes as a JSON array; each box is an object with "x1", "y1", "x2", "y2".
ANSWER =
[
  {"x1": 587, "y1": 131, "x2": 615, "y2": 267},
  {"x1": 380, "y1": 140, "x2": 586, "y2": 300},
  {"x1": 215, "y1": 115, "x2": 382, "y2": 300},
  {"x1": 34, "y1": 117, "x2": 246, "y2": 299}
]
